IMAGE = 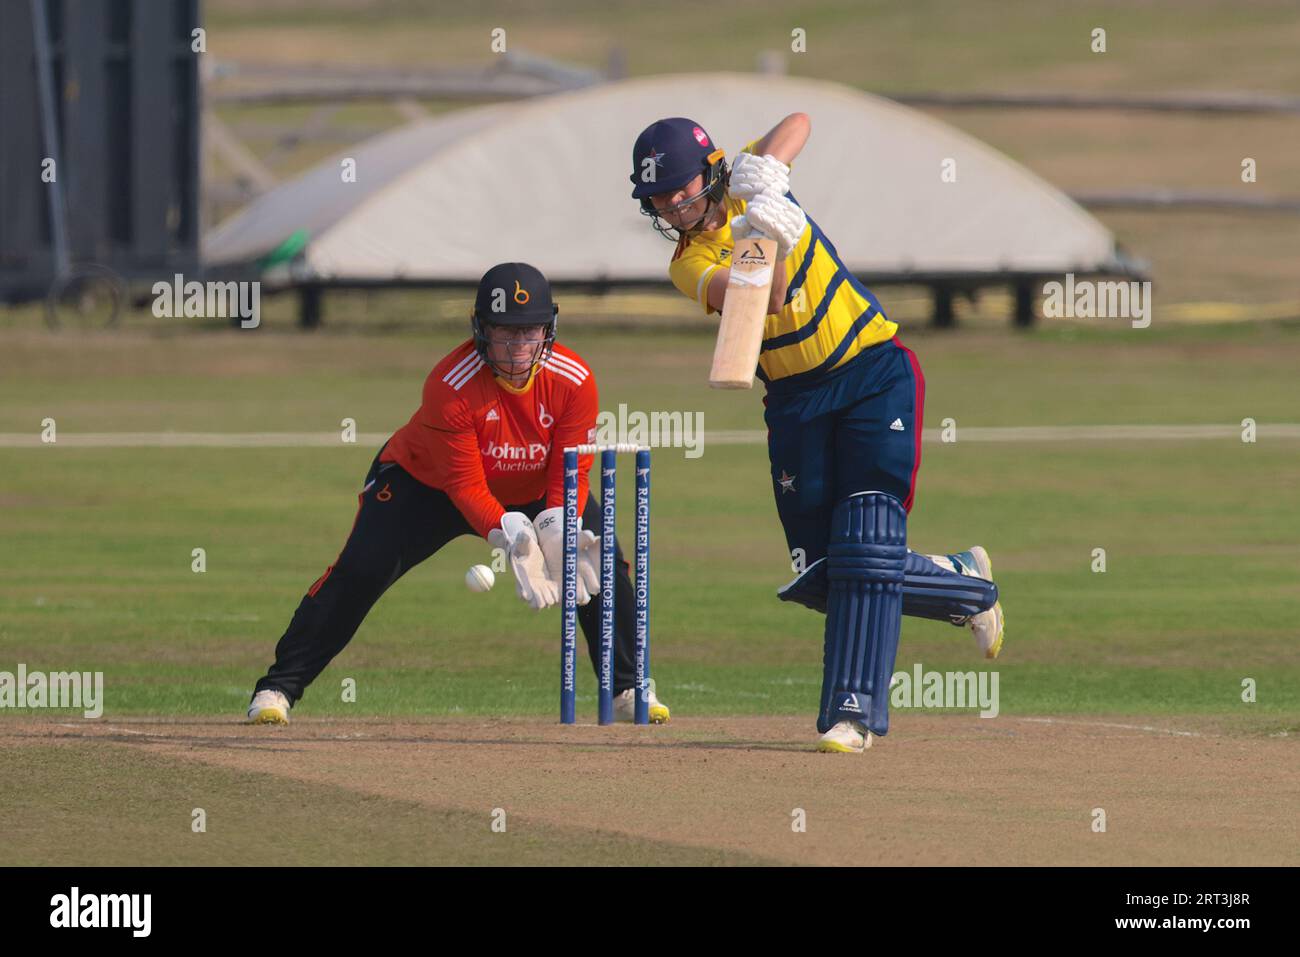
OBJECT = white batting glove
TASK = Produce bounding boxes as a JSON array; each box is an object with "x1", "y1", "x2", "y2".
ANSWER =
[
  {"x1": 728, "y1": 152, "x2": 790, "y2": 201},
  {"x1": 532, "y1": 507, "x2": 600, "y2": 606},
  {"x1": 488, "y1": 511, "x2": 559, "y2": 610},
  {"x1": 733, "y1": 192, "x2": 807, "y2": 260}
]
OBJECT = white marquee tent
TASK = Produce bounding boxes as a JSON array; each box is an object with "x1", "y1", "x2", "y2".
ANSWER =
[{"x1": 205, "y1": 72, "x2": 1133, "y2": 285}]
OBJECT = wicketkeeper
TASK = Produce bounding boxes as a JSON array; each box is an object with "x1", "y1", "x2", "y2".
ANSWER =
[
  {"x1": 630, "y1": 115, "x2": 1001, "y2": 752},
  {"x1": 246, "y1": 263, "x2": 670, "y2": 725}
]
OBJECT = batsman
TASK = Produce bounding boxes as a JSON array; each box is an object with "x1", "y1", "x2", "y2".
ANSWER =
[
  {"x1": 630, "y1": 115, "x2": 1003, "y2": 753},
  {"x1": 245, "y1": 263, "x2": 669, "y2": 725}
]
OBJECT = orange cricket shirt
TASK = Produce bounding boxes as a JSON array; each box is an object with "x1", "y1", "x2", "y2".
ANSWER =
[{"x1": 380, "y1": 340, "x2": 598, "y2": 538}]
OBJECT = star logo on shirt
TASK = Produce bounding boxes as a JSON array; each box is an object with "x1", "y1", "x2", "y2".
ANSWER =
[{"x1": 778, "y1": 470, "x2": 796, "y2": 494}]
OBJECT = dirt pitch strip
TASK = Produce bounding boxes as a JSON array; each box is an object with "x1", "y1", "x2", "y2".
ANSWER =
[{"x1": 2, "y1": 715, "x2": 1295, "y2": 867}]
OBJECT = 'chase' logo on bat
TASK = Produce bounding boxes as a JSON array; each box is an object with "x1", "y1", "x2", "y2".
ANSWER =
[{"x1": 736, "y1": 245, "x2": 769, "y2": 264}]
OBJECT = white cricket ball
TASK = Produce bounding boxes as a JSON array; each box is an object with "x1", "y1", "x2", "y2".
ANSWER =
[{"x1": 465, "y1": 564, "x2": 495, "y2": 592}]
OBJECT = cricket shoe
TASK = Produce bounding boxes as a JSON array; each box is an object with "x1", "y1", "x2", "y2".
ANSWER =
[
  {"x1": 817, "y1": 720, "x2": 871, "y2": 753},
  {"x1": 613, "y1": 681, "x2": 670, "y2": 724},
  {"x1": 951, "y1": 546, "x2": 1004, "y2": 660},
  {"x1": 247, "y1": 688, "x2": 290, "y2": 725}
]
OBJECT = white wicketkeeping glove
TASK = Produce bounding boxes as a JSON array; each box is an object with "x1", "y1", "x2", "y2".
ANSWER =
[
  {"x1": 533, "y1": 506, "x2": 601, "y2": 606},
  {"x1": 576, "y1": 529, "x2": 602, "y2": 600},
  {"x1": 728, "y1": 151, "x2": 790, "y2": 201},
  {"x1": 732, "y1": 191, "x2": 807, "y2": 260},
  {"x1": 487, "y1": 511, "x2": 559, "y2": 610}
]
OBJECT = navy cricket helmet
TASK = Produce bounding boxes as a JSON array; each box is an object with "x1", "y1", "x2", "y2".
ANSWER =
[
  {"x1": 629, "y1": 118, "x2": 729, "y2": 240},
  {"x1": 470, "y1": 262, "x2": 559, "y2": 376}
]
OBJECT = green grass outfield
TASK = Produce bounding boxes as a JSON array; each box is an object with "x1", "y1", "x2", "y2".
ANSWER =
[{"x1": 1, "y1": 321, "x2": 1297, "y2": 727}]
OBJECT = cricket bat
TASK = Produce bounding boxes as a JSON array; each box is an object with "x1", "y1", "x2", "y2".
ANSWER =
[{"x1": 708, "y1": 235, "x2": 778, "y2": 389}]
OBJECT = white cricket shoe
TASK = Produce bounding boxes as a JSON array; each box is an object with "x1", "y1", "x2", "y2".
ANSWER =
[
  {"x1": 613, "y1": 681, "x2": 670, "y2": 724},
  {"x1": 959, "y1": 546, "x2": 1004, "y2": 660},
  {"x1": 817, "y1": 720, "x2": 871, "y2": 753},
  {"x1": 247, "y1": 688, "x2": 290, "y2": 725}
]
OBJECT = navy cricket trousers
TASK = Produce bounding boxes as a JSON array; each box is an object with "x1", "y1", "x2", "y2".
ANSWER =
[{"x1": 764, "y1": 337, "x2": 925, "y2": 564}]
